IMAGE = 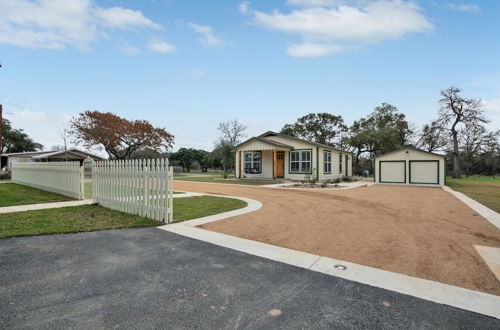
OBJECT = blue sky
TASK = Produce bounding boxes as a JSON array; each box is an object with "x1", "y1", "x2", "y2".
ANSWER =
[{"x1": 1, "y1": 0, "x2": 499, "y2": 154}]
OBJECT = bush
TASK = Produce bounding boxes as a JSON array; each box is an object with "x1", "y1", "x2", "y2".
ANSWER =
[
  {"x1": 223, "y1": 172, "x2": 229, "y2": 179},
  {"x1": 0, "y1": 171, "x2": 10, "y2": 180},
  {"x1": 342, "y1": 176, "x2": 353, "y2": 182},
  {"x1": 333, "y1": 178, "x2": 341, "y2": 184},
  {"x1": 303, "y1": 168, "x2": 317, "y2": 185}
]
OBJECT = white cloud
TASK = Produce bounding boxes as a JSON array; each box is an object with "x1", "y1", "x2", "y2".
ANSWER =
[
  {"x1": 251, "y1": 0, "x2": 433, "y2": 57},
  {"x1": 4, "y1": 110, "x2": 107, "y2": 155},
  {"x1": 147, "y1": 40, "x2": 176, "y2": 53},
  {"x1": 239, "y1": 1, "x2": 250, "y2": 14},
  {"x1": 188, "y1": 22, "x2": 224, "y2": 47},
  {"x1": 287, "y1": 0, "x2": 351, "y2": 6},
  {"x1": 4, "y1": 110, "x2": 69, "y2": 150},
  {"x1": 484, "y1": 99, "x2": 500, "y2": 113},
  {"x1": 118, "y1": 43, "x2": 141, "y2": 55},
  {"x1": 445, "y1": 3, "x2": 480, "y2": 12},
  {"x1": 287, "y1": 42, "x2": 355, "y2": 57},
  {"x1": 94, "y1": 6, "x2": 162, "y2": 30},
  {"x1": 0, "y1": 0, "x2": 161, "y2": 50},
  {"x1": 188, "y1": 68, "x2": 207, "y2": 77}
]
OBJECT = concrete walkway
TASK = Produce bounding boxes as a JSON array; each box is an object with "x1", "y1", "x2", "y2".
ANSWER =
[{"x1": 0, "y1": 200, "x2": 94, "y2": 214}]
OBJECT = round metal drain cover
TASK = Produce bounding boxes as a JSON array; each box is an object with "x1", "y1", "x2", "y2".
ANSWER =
[{"x1": 334, "y1": 264, "x2": 347, "y2": 271}]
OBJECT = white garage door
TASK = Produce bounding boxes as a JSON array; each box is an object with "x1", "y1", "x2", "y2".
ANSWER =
[
  {"x1": 379, "y1": 161, "x2": 405, "y2": 183},
  {"x1": 409, "y1": 161, "x2": 439, "y2": 184}
]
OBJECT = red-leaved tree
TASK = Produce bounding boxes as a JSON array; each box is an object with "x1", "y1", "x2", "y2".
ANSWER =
[{"x1": 70, "y1": 111, "x2": 174, "y2": 159}]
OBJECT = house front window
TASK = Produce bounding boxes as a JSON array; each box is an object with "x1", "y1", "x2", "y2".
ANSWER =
[
  {"x1": 244, "y1": 152, "x2": 262, "y2": 174},
  {"x1": 324, "y1": 151, "x2": 331, "y2": 174},
  {"x1": 290, "y1": 150, "x2": 311, "y2": 173},
  {"x1": 339, "y1": 153, "x2": 343, "y2": 174}
]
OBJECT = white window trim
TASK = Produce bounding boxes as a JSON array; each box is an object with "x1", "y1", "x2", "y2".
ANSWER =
[
  {"x1": 339, "y1": 153, "x2": 343, "y2": 174},
  {"x1": 290, "y1": 149, "x2": 312, "y2": 174},
  {"x1": 243, "y1": 151, "x2": 262, "y2": 174},
  {"x1": 324, "y1": 151, "x2": 332, "y2": 174}
]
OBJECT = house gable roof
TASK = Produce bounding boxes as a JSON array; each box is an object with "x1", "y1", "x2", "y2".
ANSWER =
[
  {"x1": 235, "y1": 136, "x2": 293, "y2": 150},
  {"x1": 374, "y1": 147, "x2": 445, "y2": 159},
  {"x1": 257, "y1": 131, "x2": 352, "y2": 154},
  {"x1": 2, "y1": 148, "x2": 105, "y2": 160},
  {"x1": 31, "y1": 148, "x2": 105, "y2": 160},
  {"x1": 1, "y1": 150, "x2": 49, "y2": 157}
]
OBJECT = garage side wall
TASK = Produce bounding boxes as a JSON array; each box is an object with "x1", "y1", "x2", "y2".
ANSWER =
[{"x1": 374, "y1": 150, "x2": 445, "y2": 186}]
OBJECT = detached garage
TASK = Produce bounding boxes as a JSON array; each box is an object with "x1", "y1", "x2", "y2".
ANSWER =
[{"x1": 374, "y1": 148, "x2": 445, "y2": 186}]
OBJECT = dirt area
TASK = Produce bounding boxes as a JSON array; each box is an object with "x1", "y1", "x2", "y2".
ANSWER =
[{"x1": 174, "y1": 181, "x2": 500, "y2": 296}]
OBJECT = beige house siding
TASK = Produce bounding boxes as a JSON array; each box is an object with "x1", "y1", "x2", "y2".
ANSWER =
[
  {"x1": 374, "y1": 149, "x2": 445, "y2": 186},
  {"x1": 8, "y1": 156, "x2": 30, "y2": 169},
  {"x1": 235, "y1": 133, "x2": 353, "y2": 181},
  {"x1": 239, "y1": 150, "x2": 274, "y2": 179}
]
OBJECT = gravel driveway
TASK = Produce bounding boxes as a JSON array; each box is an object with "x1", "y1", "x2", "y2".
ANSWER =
[{"x1": 175, "y1": 181, "x2": 500, "y2": 295}]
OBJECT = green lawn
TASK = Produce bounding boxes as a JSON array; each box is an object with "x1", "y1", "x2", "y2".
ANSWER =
[
  {"x1": 0, "y1": 183, "x2": 73, "y2": 207},
  {"x1": 0, "y1": 195, "x2": 247, "y2": 239},
  {"x1": 174, "y1": 176, "x2": 279, "y2": 186},
  {"x1": 173, "y1": 195, "x2": 247, "y2": 223},
  {"x1": 174, "y1": 171, "x2": 223, "y2": 177},
  {"x1": 446, "y1": 176, "x2": 500, "y2": 213}
]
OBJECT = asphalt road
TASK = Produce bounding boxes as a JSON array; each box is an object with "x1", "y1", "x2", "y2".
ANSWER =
[{"x1": 1, "y1": 228, "x2": 498, "y2": 329}]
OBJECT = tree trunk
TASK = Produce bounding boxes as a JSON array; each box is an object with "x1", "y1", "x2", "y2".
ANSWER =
[
  {"x1": 451, "y1": 128, "x2": 460, "y2": 178},
  {"x1": 465, "y1": 156, "x2": 470, "y2": 177}
]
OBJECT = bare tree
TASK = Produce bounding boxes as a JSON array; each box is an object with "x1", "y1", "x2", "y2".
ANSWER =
[
  {"x1": 437, "y1": 87, "x2": 487, "y2": 178},
  {"x1": 61, "y1": 126, "x2": 69, "y2": 161},
  {"x1": 459, "y1": 122, "x2": 487, "y2": 177},
  {"x1": 217, "y1": 119, "x2": 247, "y2": 147},
  {"x1": 415, "y1": 121, "x2": 448, "y2": 152}
]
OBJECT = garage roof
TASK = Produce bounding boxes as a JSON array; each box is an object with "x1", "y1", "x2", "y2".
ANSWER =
[{"x1": 374, "y1": 147, "x2": 445, "y2": 159}]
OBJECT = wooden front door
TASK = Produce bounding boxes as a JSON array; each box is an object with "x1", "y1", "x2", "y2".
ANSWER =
[{"x1": 274, "y1": 151, "x2": 284, "y2": 178}]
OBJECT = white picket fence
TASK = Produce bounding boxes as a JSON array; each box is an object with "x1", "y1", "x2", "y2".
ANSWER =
[
  {"x1": 12, "y1": 162, "x2": 83, "y2": 199},
  {"x1": 93, "y1": 159, "x2": 174, "y2": 223}
]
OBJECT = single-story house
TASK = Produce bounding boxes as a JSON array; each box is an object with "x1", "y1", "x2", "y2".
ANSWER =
[
  {"x1": 1, "y1": 148, "x2": 105, "y2": 171},
  {"x1": 235, "y1": 131, "x2": 353, "y2": 181},
  {"x1": 374, "y1": 147, "x2": 445, "y2": 186}
]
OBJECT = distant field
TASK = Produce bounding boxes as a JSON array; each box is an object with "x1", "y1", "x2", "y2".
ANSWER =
[{"x1": 446, "y1": 176, "x2": 500, "y2": 213}]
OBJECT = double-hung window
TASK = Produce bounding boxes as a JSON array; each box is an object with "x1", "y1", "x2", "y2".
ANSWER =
[
  {"x1": 290, "y1": 150, "x2": 312, "y2": 173},
  {"x1": 244, "y1": 152, "x2": 262, "y2": 174},
  {"x1": 339, "y1": 153, "x2": 343, "y2": 174},
  {"x1": 324, "y1": 151, "x2": 332, "y2": 174}
]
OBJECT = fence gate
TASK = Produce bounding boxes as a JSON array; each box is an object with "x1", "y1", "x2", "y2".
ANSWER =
[{"x1": 92, "y1": 158, "x2": 174, "y2": 223}]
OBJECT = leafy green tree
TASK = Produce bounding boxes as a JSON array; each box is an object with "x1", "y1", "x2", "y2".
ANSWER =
[
  {"x1": 280, "y1": 113, "x2": 347, "y2": 146},
  {"x1": 1, "y1": 118, "x2": 43, "y2": 154},
  {"x1": 170, "y1": 148, "x2": 197, "y2": 172},
  {"x1": 347, "y1": 103, "x2": 412, "y2": 171},
  {"x1": 213, "y1": 138, "x2": 234, "y2": 172},
  {"x1": 200, "y1": 153, "x2": 214, "y2": 172}
]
